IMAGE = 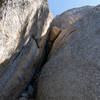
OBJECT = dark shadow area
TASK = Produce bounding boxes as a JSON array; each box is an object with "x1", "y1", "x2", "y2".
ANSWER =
[{"x1": 0, "y1": 0, "x2": 5, "y2": 7}]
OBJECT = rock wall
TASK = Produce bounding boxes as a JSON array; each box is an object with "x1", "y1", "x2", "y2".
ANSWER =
[
  {"x1": 1, "y1": 1, "x2": 100, "y2": 100},
  {"x1": 0, "y1": 0, "x2": 53, "y2": 99},
  {"x1": 36, "y1": 5, "x2": 100, "y2": 100}
]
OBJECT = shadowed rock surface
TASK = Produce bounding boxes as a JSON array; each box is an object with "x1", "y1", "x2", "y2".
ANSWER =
[
  {"x1": 0, "y1": 0, "x2": 53, "y2": 100},
  {"x1": 36, "y1": 5, "x2": 100, "y2": 100}
]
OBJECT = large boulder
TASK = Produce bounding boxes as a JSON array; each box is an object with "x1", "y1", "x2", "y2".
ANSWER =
[
  {"x1": 52, "y1": 6, "x2": 94, "y2": 29},
  {"x1": 36, "y1": 5, "x2": 100, "y2": 100},
  {"x1": 0, "y1": 0, "x2": 53, "y2": 99}
]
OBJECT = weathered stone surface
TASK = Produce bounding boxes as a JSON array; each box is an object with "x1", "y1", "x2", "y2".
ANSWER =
[
  {"x1": 0, "y1": 0, "x2": 53, "y2": 99},
  {"x1": 48, "y1": 25, "x2": 77, "y2": 58},
  {"x1": 45, "y1": 26, "x2": 61, "y2": 56},
  {"x1": 49, "y1": 26, "x2": 61, "y2": 42},
  {"x1": 36, "y1": 5, "x2": 100, "y2": 100},
  {"x1": 52, "y1": 6, "x2": 94, "y2": 29}
]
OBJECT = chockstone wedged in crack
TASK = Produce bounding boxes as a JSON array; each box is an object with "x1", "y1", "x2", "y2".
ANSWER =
[{"x1": 0, "y1": 0, "x2": 53, "y2": 100}]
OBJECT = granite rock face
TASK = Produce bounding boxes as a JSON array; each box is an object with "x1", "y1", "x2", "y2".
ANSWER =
[
  {"x1": 37, "y1": 5, "x2": 100, "y2": 100},
  {"x1": 0, "y1": 0, "x2": 53, "y2": 99},
  {"x1": 52, "y1": 6, "x2": 94, "y2": 29}
]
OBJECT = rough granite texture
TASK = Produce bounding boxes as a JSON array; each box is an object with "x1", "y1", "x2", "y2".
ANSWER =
[
  {"x1": 52, "y1": 6, "x2": 94, "y2": 29},
  {"x1": 0, "y1": 0, "x2": 53, "y2": 99},
  {"x1": 36, "y1": 5, "x2": 100, "y2": 100}
]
